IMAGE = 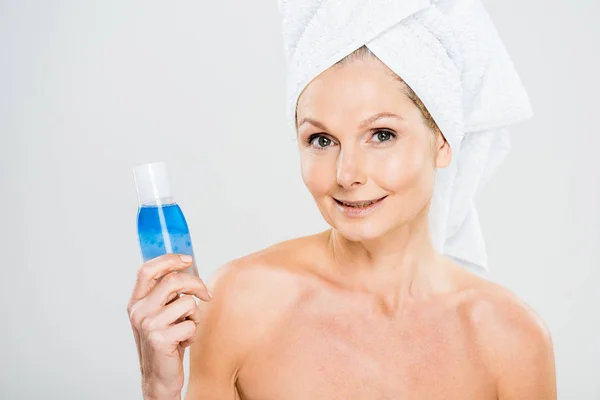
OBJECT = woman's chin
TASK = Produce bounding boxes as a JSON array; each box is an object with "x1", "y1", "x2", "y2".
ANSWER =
[{"x1": 331, "y1": 222, "x2": 390, "y2": 242}]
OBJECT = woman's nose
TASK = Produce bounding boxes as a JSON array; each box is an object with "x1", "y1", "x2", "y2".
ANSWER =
[{"x1": 336, "y1": 148, "x2": 366, "y2": 188}]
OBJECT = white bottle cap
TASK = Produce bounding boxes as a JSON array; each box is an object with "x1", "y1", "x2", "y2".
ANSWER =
[{"x1": 132, "y1": 162, "x2": 173, "y2": 205}]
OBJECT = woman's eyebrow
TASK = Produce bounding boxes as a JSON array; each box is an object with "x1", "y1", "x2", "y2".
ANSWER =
[
  {"x1": 297, "y1": 117, "x2": 328, "y2": 131},
  {"x1": 297, "y1": 112, "x2": 404, "y2": 131}
]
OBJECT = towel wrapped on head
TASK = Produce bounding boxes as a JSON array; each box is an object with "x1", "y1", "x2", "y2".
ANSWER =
[{"x1": 277, "y1": 0, "x2": 533, "y2": 275}]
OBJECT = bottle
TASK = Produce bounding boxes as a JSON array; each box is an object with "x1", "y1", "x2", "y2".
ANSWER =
[{"x1": 133, "y1": 161, "x2": 199, "y2": 277}]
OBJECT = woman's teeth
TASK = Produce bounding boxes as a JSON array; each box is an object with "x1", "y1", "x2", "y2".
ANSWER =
[{"x1": 340, "y1": 199, "x2": 380, "y2": 207}]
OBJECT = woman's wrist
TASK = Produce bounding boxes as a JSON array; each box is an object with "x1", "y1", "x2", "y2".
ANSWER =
[{"x1": 142, "y1": 379, "x2": 182, "y2": 400}]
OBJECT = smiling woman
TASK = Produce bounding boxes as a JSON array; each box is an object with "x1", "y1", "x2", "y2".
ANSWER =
[
  {"x1": 295, "y1": 49, "x2": 450, "y2": 243},
  {"x1": 127, "y1": 0, "x2": 557, "y2": 399},
  {"x1": 182, "y1": 0, "x2": 557, "y2": 398}
]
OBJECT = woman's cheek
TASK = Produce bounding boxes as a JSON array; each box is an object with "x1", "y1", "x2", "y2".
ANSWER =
[
  {"x1": 300, "y1": 154, "x2": 333, "y2": 196},
  {"x1": 375, "y1": 148, "x2": 426, "y2": 189}
]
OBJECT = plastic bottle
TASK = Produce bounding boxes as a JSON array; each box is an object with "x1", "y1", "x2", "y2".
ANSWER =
[{"x1": 133, "y1": 161, "x2": 199, "y2": 277}]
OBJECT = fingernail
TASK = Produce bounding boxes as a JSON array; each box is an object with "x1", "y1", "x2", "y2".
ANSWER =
[
  {"x1": 180, "y1": 255, "x2": 193, "y2": 263},
  {"x1": 207, "y1": 289, "x2": 214, "y2": 299}
]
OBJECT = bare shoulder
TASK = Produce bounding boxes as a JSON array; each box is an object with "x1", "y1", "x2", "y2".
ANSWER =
[
  {"x1": 203, "y1": 234, "x2": 318, "y2": 322},
  {"x1": 207, "y1": 232, "x2": 324, "y2": 306},
  {"x1": 452, "y1": 270, "x2": 556, "y2": 398},
  {"x1": 186, "y1": 234, "x2": 320, "y2": 397},
  {"x1": 194, "y1": 232, "x2": 322, "y2": 350},
  {"x1": 456, "y1": 275, "x2": 552, "y2": 351}
]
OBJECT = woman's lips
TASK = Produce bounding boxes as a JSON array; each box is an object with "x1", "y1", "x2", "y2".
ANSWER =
[{"x1": 333, "y1": 196, "x2": 387, "y2": 217}]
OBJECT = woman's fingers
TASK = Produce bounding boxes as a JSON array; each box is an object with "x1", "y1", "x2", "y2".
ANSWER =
[
  {"x1": 144, "y1": 270, "x2": 212, "y2": 311},
  {"x1": 127, "y1": 253, "x2": 210, "y2": 334},
  {"x1": 126, "y1": 253, "x2": 213, "y2": 397},
  {"x1": 130, "y1": 254, "x2": 194, "y2": 302},
  {"x1": 154, "y1": 294, "x2": 203, "y2": 329},
  {"x1": 163, "y1": 320, "x2": 198, "y2": 346},
  {"x1": 147, "y1": 320, "x2": 198, "y2": 354}
]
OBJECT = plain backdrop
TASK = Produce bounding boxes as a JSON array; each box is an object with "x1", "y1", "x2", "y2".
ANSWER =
[{"x1": 1, "y1": 0, "x2": 598, "y2": 398}]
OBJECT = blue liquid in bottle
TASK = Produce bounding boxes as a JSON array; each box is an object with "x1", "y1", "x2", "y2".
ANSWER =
[
  {"x1": 133, "y1": 162, "x2": 199, "y2": 277},
  {"x1": 137, "y1": 203, "x2": 199, "y2": 277}
]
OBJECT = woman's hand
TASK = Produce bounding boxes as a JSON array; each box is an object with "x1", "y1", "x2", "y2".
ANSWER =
[{"x1": 127, "y1": 254, "x2": 213, "y2": 399}]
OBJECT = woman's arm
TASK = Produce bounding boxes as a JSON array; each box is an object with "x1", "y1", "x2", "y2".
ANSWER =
[
  {"x1": 472, "y1": 289, "x2": 557, "y2": 400},
  {"x1": 184, "y1": 258, "x2": 298, "y2": 399},
  {"x1": 494, "y1": 315, "x2": 556, "y2": 399},
  {"x1": 183, "y1": 262, "x2": 247, "y2": 399}
]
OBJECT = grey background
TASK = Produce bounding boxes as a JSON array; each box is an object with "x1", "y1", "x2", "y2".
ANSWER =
[{"x1": 1, "y1": 0, "x2": 598, "y2": 398}]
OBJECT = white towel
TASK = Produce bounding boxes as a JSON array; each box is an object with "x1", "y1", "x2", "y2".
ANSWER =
[{"x1": 277, "y1": 0, "x2": 533, "y2": 275}]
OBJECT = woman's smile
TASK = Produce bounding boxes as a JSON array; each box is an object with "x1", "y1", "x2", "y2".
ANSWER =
[{"x1": 333, "y1": 195, "x2": 388, "y2": 217}]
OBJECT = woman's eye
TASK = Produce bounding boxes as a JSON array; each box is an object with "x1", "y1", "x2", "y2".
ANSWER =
[
  {"x1": 309, "y1": 135, "x2": 333, "y2": 148},
  {"x1": 372, "y1": 130, "x2": 396, "y2": 143}
]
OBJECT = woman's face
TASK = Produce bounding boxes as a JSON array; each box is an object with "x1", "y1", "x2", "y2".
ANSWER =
[{"x1": 295, "y1": 56, "x2": 451, "y2": 242}]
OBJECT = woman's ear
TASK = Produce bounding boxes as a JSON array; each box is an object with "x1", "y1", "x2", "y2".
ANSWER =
[{"x1": 434, "y1": 131, "x2": 452, "y2": 169}]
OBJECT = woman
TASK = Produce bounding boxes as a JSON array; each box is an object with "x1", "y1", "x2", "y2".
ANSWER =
[{"x1": 127, "y1": 1, "x2": 556, "y2": 399}]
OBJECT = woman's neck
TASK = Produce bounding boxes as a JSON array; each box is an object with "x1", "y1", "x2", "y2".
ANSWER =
[{"x1": 324, "y1": 210, "x2": 453, "y2": 314}]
